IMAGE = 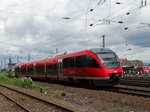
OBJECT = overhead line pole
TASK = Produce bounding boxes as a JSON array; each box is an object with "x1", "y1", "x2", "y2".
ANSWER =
[
  {"x1": 102, "y1": 34, "x2": 105, "y2": 48},
  {"x1": 28, "y1": 52, "x2": 30, "y2": 61}
]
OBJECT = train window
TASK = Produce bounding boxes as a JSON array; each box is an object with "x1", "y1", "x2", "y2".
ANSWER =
[
  {"x1": 68, "y1": 57, "x2": 75, "y2": 68},
  {"x1": 27, "y1": 67, "x2": 34, "y2": 74},
  {"x1": 87, "y1": 55, "x2": 100, "y2": 68},
  {"x1": 96, "y1": 52, "x2": 119, "y2": 62},
  {"x1": 46, "y1": 64, "x2": 57, "y2": 74},
  {"x1": 63, "y1": 57, "x2": 75, "y2": 68},
  {"x1": 96, "y1": 52, "x2": 120, "y2": 69},
  {"x1": 21, "y1": 68, "x2": 26, "y2": 74},
  {"x1": 63, "y1": 58, "x2": 68, "y2": 68},
  {"x1": 79, "y1": 55, "x2": 88, "y2": 67},
  {"x1": 63, "y1": 55, "x2": 100, "y2": 68},
  {"x1": 36, "y1": 66, "x2": 44, "y2": 73},
  {"x1": 15, "y1": 66, "x2": 19, "y2": 71},
  {"x1": 74, "y1": 56, "x2": 81, "y2": 67}
]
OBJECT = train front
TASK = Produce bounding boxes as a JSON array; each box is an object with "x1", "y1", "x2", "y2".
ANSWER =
[{"x1": 90, "y1": 48, "x2": 123, "y2": 86}]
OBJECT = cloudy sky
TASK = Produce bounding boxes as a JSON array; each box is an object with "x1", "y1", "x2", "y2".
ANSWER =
[{"x1": 0, "y1": 0, "x2": 150, "y2": 67}]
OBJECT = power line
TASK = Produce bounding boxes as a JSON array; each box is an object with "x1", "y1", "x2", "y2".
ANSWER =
[
  {"x1": 29, "y1": 24, "x2": 95, "y2": 51},
  {"x1": 85, "y1": 0, "x2": 92, "y2": 27},
  {"x1": 2, "y1": 1, "x2": 149, "y2": 56},
  {"x1": 29, "y1": 20, "x2": 150, "y2": 53},
  {"x1": 106, "y1": 0, "x2": 111, "y2": 19},
  {"x1": 108, "y1": 0, "x2": 138, "y2": 19},
  {"x1": 109, "y1": 2, "x2": 149, "y2": 21},
  {"x1": 84, "y1": 0, "x2": 107, "y2": 27},
  {"x1": 0, "y1": 10, "x2": 67, "y2": 21},
  {"x1": 29, "y1": 19, "x2": 111, "y2": 52},
  {"x1": 89, "y1": 0, "x2": 106, "y2": 12}
]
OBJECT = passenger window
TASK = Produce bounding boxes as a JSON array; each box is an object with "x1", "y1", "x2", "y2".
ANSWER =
[
  {"x1": 87, "y1": 55, "x2": 100, "y2": 68},
  {"x1": 68, "y1": 57, "x2": 75, "y2": 68},
  {"x1": 74, "y1": 56, "x2": 81, "y2": 67},
  {"x1": 46, "y1": 64, "x2": 57, "y2": 74},
  {"x1": 63, "y1": 55, "x2": 100, "y2": 68}
]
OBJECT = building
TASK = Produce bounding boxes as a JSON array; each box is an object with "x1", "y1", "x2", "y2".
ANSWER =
[{"x1": 120, "y1": 58, "x2": 144, "y2": 67}]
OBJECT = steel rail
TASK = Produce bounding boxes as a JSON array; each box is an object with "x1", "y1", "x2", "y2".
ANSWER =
[
  {"x1": 100, "y1": 87, "x2": 150, "y2": 98},
  {"x1": 0, "y1": 92, "x2": 30, "y2": 112},
  {"x1": 112, "y1": 87, "x2": 150, "y2": 93},
  {"x1": 121, "y1": 77, "x2": 150, "y2": 81},
  {"x1": 0, "y1": 83, "x2": 85, "y2": 112},
  {"x1": 120, "y1": 79, "x2": 150, "y2": 83},
  {"x1": 120, "y1": 79, "x2": 150, "y2": 87}
]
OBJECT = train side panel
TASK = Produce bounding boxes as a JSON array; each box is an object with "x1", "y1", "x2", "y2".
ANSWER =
[
  {"x1": 14, "y1": 48, "x2": 123, "y2": 86},
  {"x1": 46, "y1": 57, "x2": 58, "y2": 80}
]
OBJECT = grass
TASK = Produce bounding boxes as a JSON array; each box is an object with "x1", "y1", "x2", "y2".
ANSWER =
[
  {"x1": 61, "y1": 90, "x2": 67, "y2": 96},
  {"x1": 0, "y1": 73, "x2": 59, "y2": 96},
  {"x1": 0, "y1": 74, "x2": 36, "y2": 88},
  {"x1": 123, "y1": 74, "x2": 150, "y2": 78},
  {"x1": 7, "y1": 72, "x2": 16, "y2": 77}
]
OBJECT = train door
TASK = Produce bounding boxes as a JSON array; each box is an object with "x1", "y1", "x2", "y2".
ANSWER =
[
  {"x1": 17, "y1": 66, "x2": 21, "y2": 78},
  {"x1": 33, "y1": 63, "x2": 36, "y2": 78},
  {"x1": 58, "y1": 59, "x2": 63, "y2": 80},
  {"x1": 44, "y1": 59, "x2": 47, "y2": 79}
]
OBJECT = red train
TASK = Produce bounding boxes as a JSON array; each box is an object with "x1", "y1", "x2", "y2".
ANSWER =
[
  {"x1": 137, "y1": 66, "x2": 150, "y2": 75},
  {"x1": 14, "y1": 48, "x2": 123, "y2": 86}
]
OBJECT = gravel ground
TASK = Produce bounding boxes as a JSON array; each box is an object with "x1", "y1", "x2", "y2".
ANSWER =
[
  {"x1": 34, "y1": 81, "x2": 150, "y2": 112},
  {"x1": 0, "y1": 83, "x2": 87, "y2": 112},
  {"x1": 0, "y1": 80, "x2": 149, "y2": 112},
  {"x1": 0, "y1": 86, "x2": 65, "y2": 112}
]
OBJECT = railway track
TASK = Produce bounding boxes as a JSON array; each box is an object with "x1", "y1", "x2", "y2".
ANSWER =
[
  {"x1": 0, "y1": 92, "x2": 29, "y2": 112},
  {"x1": 34, "y1": 80, "x2": 150, "y2": 98},
  {"x1": 0, "y1": 83, "x2": 86, "y2": 112},
  {"x1": 101, "y1": 86, "x2": 150, "y2": 98},
  {"x1": 120, "y1": 78, "x2": 150, "y2": 87}
]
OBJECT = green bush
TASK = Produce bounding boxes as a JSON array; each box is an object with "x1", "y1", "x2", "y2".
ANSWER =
[
  {"x1": 38, "y1": 87, "x2": 53, "y2": 94},
  {"x1": 0, "y1": 74, "x2": 10, "y2": 83},
  {"x1": 0, "y1": 74, "x2": 36, "y2": 89},
  {"x1": 18, "y1": 77, "x2": 36, "y2": 88},
  {"x1": 61, "y1": 90, "x2": 67, "y2": 96},
  {"x1": 10, "y1": 77, "x2": 36, "y2": 88},
  {"x1": 7, "y1": 72, "x2": 15, "y2": 77}
]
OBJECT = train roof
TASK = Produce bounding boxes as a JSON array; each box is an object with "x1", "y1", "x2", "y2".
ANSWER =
[
  {"x1": 52, "y1": 50, "x2": 90, "y2": 59},
  {"x1": 54, "y1": 48, "x2": 112, "y2": 57},
  {"x1": 90, "y1": 48, "x2": 113, "y2": 53},
  {"x1": 15, "y1": 48, "x2": 114, "y2": 66}
]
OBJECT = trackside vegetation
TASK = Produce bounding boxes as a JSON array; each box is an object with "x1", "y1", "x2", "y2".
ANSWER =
[
  {"x1": 0, "y1": 73, "x2": 68, "y2": 96},
  {"x1": 61, "y1": 90, "x2": 67, "y2": 96},
  {"x1": 123, "y1": 74, "x2": 150, "y2": 78},
  {"x1": 0, "y1": 74, "x2": 36, "y2": 88}
]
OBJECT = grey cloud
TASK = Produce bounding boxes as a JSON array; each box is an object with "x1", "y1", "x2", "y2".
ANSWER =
[
  {"x1": 5, "y1": 17, "x2": 42, "y2": 38},
  {"x1": 0, "y1": 0, "x2": 150, "y2": 64}
]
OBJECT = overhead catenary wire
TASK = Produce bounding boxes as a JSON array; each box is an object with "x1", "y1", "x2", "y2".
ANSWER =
[
  {"x1": 0, "y1": 0, "x2": 140, "y2": 23},
  {"x1": 29, "y1": 19, "x2": 150, "y2": 53},
  {"x1": 85, "y1": 0, "x2": 92, "y2": 27},
  {"x1": 105, "y1": 0, "x2": 111, "y2": 19},
  {"x1": 82, "y1": 1, "x2": 145, "y2": 26},
  {"x1": 72, "y1": 23, "x2": 150, "y2": 45},
  {"x1": 109, "y1": 1, "x2": 149, "y2": 21},
  {"x1": 44, "y1": 23, "x2": 150, "y2": 54},
  {"x1": 89, "y1": 0, "x2": 106, "y2": 12},
  {"x1": 29, "y1": 24, "x2": 96, "y2": 51},
  {"x1": 0, "y1": 10, "x2": 70, "y2": 19},
  {"x1": 84, "y1": 0, "x2": 107, "y2": 27},
  {"x1": 29, "y1": 17, "x2": 116, "y2": 52},
  {"x1": 1, "y1": 1, "x2": 150, "y2": 57},
  {"x1": 108, "y1": 0, "x2": 138, "y2": 19}
]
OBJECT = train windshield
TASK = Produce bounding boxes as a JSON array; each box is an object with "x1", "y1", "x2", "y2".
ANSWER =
[{"x1": 91, "y1": 48, "x2": 120, "y2": 69}]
